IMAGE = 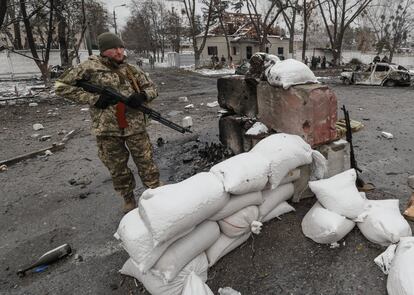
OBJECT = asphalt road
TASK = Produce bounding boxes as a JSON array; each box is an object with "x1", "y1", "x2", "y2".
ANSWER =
[{"x1": 0, "y1": 68, "x2": 413, "y2": 295}]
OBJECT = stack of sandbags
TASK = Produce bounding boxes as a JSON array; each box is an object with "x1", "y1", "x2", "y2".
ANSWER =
[
  {"x1": 115, "y1": 133, "x2": 328, "y2": 294},
  {"x1": 115, "y1": 172, "x2": 228, "y2": 294},
  {"x1": 374, "y1": 237, "x2": 414, "y2": 295},
  {"x1": 302, "y1": 169, "x2": 412, "y2": 246},
  {"x1": 205, "y1": 134, "x2": 327, "y2": 267}
]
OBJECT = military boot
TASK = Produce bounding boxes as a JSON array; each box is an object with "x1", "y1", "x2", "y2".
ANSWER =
[{"x1": 123, "y1": 194, "x2": 137, "y2": 214}]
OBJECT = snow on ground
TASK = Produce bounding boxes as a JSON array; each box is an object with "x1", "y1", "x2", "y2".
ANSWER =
[{"x1": 192, "y1": 68, "x2": 236, "y2": 77}]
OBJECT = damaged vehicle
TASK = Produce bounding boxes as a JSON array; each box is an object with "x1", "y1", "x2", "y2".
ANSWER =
[{"x1": 341, "y1": 62, "x2": 411, "y2": 87}]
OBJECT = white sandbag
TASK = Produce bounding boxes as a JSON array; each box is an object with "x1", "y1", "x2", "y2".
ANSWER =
[
  {"x1": 265, "y1": 58, "x2": 318, "y2": 89},
  {"x1": 152, "y1": 221, "x2": 220, "y2": 282},
  {"x1": 259, "y1": 183, "x2": 294, "y2": 219},
  {"x1": 206, "y1": 233, "x2": 251, "y2": 267},
  {"x1": 374, "y1": 244, "x2": 397, "y2": 275},
  {"x1": 301, "y1": 201, "x2": 355, "y2": 244},
  {"x1": 261, "y1": 201, "x2": 295, "y2": 223},
  {"x1": 387, "y1": 237, "x2": 414, "y2": 295},
  {"x1": 114, "y1": 209, "x2": 190, "y2": 273},
  {"x1": 218, "y1": 206, "x2": 260, "y2": 238},
  {"x1": 279, "y1": 169, "x2": 301, "y2": 185},
  {"x1": 209, "y1": 191, "x2": 263, "y2": 221},
  {"x1": 309, "y1": 169, "x2": 366, "y2": 219},
  {"x1": 139, "y1": 172, "x2": 229, "y2": 245},
  {"x1": 182, "y1": 272, "x2": 214, "y2": 295},
  {"x1": 210, "y1": 152, "x2": 270, "y2": 195},
  {"x1": 251, "y1": 133, "x2": 326, "y2": 188},
  {"x1": 357, "y1": 199, "x2": 412, "y2": 246},
  {"x1": 120, "y1": 253, "x2": 208, "y2": 295}
]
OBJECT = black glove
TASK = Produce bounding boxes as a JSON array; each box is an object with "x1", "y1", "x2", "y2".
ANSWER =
[
  {"x1": 94, "y1": 92, "x2": 119, "y2": 109},
  {"x1": 125, "y1": 92, "x2": 147, "y2": 109}
]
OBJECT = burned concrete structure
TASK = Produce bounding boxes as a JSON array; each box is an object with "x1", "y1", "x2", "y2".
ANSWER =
[{"x1": 218, "y1": 74, "x2": 350, "y2": 200}]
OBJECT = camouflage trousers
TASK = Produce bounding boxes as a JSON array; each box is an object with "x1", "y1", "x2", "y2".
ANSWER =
[{"x1": 96, "y1": 131, "x2": 160, "y2": 198}]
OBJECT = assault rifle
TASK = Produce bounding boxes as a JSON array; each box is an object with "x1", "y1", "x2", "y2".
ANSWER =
[
  {"x1": 75, "y1": 80, "x2": 192, "y2": 134},
  {"x1": 342, "y1": 105, "x2": 373, "y2": 190}
]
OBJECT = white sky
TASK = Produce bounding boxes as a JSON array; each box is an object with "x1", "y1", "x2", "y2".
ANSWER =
[{"x1": 101, "y1": 0, "x2": 185, "y2": 31}]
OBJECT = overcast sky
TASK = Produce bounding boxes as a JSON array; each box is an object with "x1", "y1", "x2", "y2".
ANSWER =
[{"x1": 101, "y1": 0, "x2": 184, "y2": 31}]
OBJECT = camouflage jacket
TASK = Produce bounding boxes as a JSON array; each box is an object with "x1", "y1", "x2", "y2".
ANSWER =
[{"x1": 55, "y1": 55, "x2": 158, "y2": 136}]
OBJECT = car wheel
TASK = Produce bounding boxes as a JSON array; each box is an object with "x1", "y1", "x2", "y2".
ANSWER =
[
  {"x1": 384, "y1": 80, "x2": 396, "y2": 87},
  {"x1": 342, "y1": 78, "x2": 351, "y2": 85}
]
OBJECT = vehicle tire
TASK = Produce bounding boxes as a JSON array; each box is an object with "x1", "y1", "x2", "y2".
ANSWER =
[
  {"x1": 384, "y1": 80, "x2": 396, "y2": 87},
  {"x1": 342, "y1": 78, "x2": 351, "y2": 85}
]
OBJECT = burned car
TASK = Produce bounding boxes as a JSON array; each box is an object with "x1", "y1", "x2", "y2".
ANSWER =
[{"x1": 341, "y1": 62, "x2": 411, "y2": 86}]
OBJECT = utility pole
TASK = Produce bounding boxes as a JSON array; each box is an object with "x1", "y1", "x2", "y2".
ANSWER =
[{"x1": 113, "y1": 4, "x2": 126, "y2": 35}]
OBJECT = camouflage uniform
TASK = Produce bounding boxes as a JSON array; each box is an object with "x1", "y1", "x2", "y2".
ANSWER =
[{"x1": 55, "y1": 55, "x2": 160, "y2": 199}]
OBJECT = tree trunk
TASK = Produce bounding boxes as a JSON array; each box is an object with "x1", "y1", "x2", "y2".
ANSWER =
[
  {"x1": 19, "y1": 0, "x2": 52, "y2": 84},
  {"x1": 6, "y1": 0, "x2": 23, "y2": 49},
  {"x1": 302, "y1": 17, "x2": 308, "y2": 61},
  {"x1": 56, "y1": 0, "x2": 69, "y2": 67},
  {"x1": 218, "y1": 12, "x2": 231, "y2": 62},
  {"x1": 0, "y1": 0, "x2": 7, "y2": 27},
  {"x1": 194, "y1": 50, "x2": 201, "y2": 68}
]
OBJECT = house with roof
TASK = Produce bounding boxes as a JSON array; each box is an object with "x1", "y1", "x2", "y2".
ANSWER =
[{"x1": 196, "y1": 13, "x2": 291, "y2": 65}]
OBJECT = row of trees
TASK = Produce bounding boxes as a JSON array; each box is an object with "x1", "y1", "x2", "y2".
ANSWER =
[
  {"x1": 121, "y1": 0, "x2": 413, "y2": 66},
  {"x1": 0, "y1": 0, "x2": 413, "y2": 79},
  {"x1": 0, "y1": 0, "x2": 109, "y2": 82}
]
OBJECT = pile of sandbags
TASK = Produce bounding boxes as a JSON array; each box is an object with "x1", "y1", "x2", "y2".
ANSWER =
[
  {"x1": 374, "y1": 237, "x2": 414, "y2": 295},
  {"x1": 302, "y1": 169, "x2": 412, "y2": 246},
  {"x1": 115, "y1": 133, "x2": 327, "y2": 294}
]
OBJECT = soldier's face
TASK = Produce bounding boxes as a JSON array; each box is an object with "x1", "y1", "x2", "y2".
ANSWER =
[{"x1": 102, "y1": 47, "x2": 125, "y2": 63}]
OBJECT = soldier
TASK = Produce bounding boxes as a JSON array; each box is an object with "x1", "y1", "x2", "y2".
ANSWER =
[{"x1": 55, "y1": 32, "x2": 161, "y2": 213}]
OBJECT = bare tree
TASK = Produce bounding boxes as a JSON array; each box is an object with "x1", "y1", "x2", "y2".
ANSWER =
[
  {"x1": 234, "y1": 0, "x2": 290, "y2": 51},
  {"x1": 317, "y1": 0, "x2": 373, "y2": 65},
  {"x1": 19, "y1": 0, "x2": 54, "y2": 83},
  {"x1": 0, "y1": 0, "x2": 8, "y2": 28},
  {"x1": 281, "y1": 0, "x2": 300, "y2": 58},
  {"x1": 300, "y1": 0, "x2": 319, "y2": 61},
  {"x1": 213, "y1": 0, "x2": 232, "y2": 61},
  {"x1": 182, "y1": 0, "x2": 214, "y2": 67},
  {"x1": 365, "y1": 0, "x2": 414, "y2": 62}
]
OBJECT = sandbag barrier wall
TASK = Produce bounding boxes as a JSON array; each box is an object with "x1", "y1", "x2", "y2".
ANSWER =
[{"x1": 115, "y1": 133, "x2": 326, "y2": 295}]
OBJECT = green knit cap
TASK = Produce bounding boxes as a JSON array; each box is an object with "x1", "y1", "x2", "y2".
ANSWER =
[{"x1": 98, "y1": 32, "x2": 125, "y2": 52}]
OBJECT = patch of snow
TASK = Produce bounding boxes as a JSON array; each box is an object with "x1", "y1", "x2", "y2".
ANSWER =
[
  {"x1": 206, "y1": 101, "x2": 219, "y2": 108},
  {"x1": 193, "y1": 68, "x2": 236, "y2": 77},
  {"x1": 245, "y1": 122, "x2": 268, "y2": 136}
]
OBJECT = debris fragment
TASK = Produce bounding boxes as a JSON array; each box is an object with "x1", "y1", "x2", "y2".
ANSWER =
[
  {"x1": 44, "y1": 150, "x2": 53, "y2": 156},
  {"x1": 157, "y1": 137, "x2": 166, "y2": 147},
  {"x1": 74, "y1": 254, "x2": 84, "y2": 262},
  {"x1": 39, "y1": 135, "x2": 52, "y2": 142},
  {"x1": 28, "y1": 102, "x2": 38, "y2": 107},
  {"x1": 330, "y1": 242, "x2": 340, "y2": 249},
  {"x1": 33, "y1": 123, "x2": 44, "y2": 131},
  {"x1": 80, "y1": 108, "x2": 89, "y2": 112},
  {"x1": 31, "y1": 133, "x2": 40, "y2": 139},
  {"x1": 0, "y1": 164, "x2": 7, "y2": 172},
  {"x1": 182, "y1": 116, "x2": 193, "y2": 128},
  {"x1": 381, "y1": 131, "x2": 393, "y2": 139},
  {"x1": 16, "y1": 244, "x2": 72, "y2": 277},
  {"x1": 218, "y1": 287, "x2": 242, "y2": 295},
  {"x1": 184, "y1": 104, "x2": 194, "y2": 109},
  {"x1": 206, "y1": 101, "x2": 219, "y2": 108},
  {"x1": 178, "y1": 96, "x2": 189, "y2": 102}
]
